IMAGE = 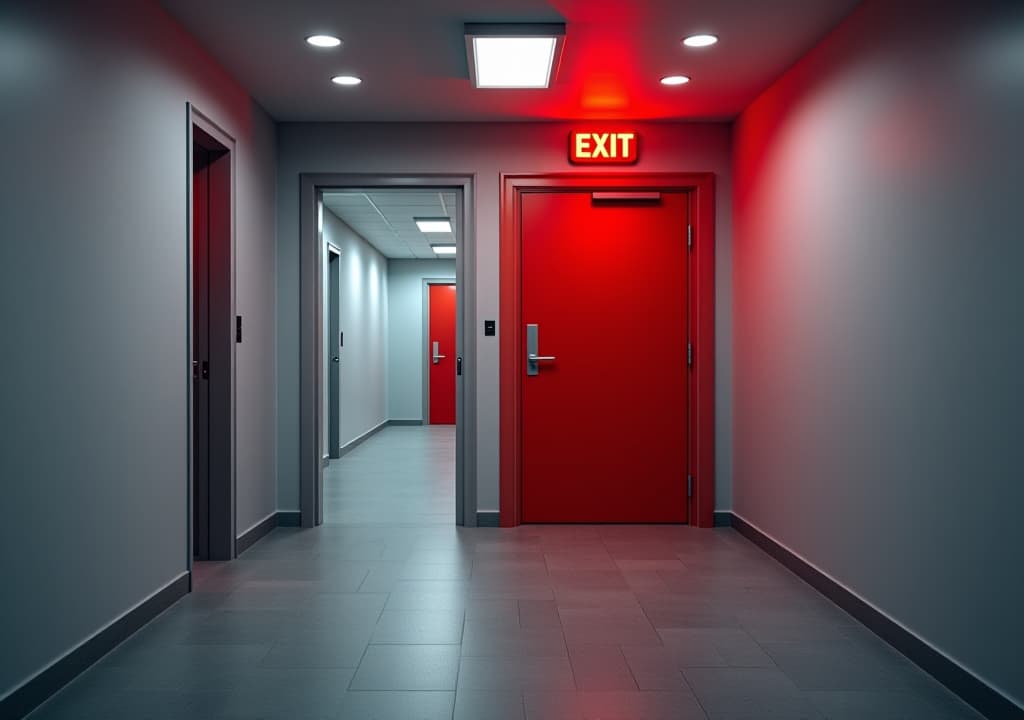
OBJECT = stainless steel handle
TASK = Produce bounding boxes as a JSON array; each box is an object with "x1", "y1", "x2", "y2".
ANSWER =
[
  {"x1": 432, "y1": 341, "x2": 445, "y2": 365},
  {"x1": 526, "y1": 324, "x2": 556, "y2": 376}
]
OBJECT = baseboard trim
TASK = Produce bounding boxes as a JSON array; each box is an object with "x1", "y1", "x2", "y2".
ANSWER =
[
  {"x1": 388, "y1": 419, "x2": 424, "y2": 426},
  {"x1": 337, "y1": 420, "x2": 389, "y2": 458},
  {"x1": 235, "y1": 512, "x2": 277, "y2": 556},
  {"x1": 476, "y1": 511, "x2": 500, "y2": 527},
  {"x1": 713, "y1": 511, "x2": 733, "y2": 527},
  {"x1": 276, "y1": 511, "x2": 301, "y2": 527},
  {"x1": 726, "y1": 511, "x2": 1022, "y2": 720},
  {"x1": 235, "y1": 511, "x2": 303, "y2": 556},
  {"x1": 0, "y1": 571, "x2": 190, "y2": 720}
]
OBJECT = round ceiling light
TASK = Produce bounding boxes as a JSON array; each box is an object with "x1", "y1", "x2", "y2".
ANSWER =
[
  {"x1": 331, "y1": 75, "x2": 362, "y2": 86},
  {"x1": 306, "y1": 34, "x2": 342, "y2": 48},
  {"x1": 683, "y1": 34, "x2": 718, "y2": 48},
  {"x1": 660, "y1": 75, "x2": 690, "y2": 86}
]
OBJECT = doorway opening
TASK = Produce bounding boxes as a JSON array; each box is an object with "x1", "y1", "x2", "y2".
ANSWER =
[
  {"x1": 327, "y1": 248, "x2": 341, "y2": 459},
  {"x1": 499, "y1": 173, "x2": 716, "y2": 527},
  {"x1": 189, "y1": 106, "x2": 236, "y2": 560},
  {"x1": 300, "y1": 176, "x2": 476, "y2": 527}
]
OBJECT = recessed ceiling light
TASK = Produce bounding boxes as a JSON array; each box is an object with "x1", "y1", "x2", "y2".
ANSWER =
[
  {"x1": 331, "y1": 75, "x2": 362, "y2": 86},
  {"x1": 465, "y1": 23, "x2": 566, "y2": 89},
  {"x1": 661, "y1": 75, "x2": 690, "y2": 86},
  {"x1": 416, "y1": 218, "x2": 453, "y2": 233},
  {"x1": 306, "y1": 34, "x2": 342, "y2": 48},
  {"x1": 683, "y1": 34, "x2": 718, "y2": 48},
  {"x1": 431, "y1": 244, "x2": 457, "y2": 256}
]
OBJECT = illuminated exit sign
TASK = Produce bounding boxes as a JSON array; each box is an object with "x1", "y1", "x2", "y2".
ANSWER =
[{"x1": 569, "y1": 131, "x2": 639, "y2": 165}]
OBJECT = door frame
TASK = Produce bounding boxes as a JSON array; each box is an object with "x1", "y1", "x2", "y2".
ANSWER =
[
  {"x1": 421, "y1": 279, "x2": 457, "y2": 425},
  {"x1": 499, "y1": 173, "x2": 715, "y2": 527},
  {"x1": 327, "y1": 244, "x2": 342, "y2": 459},
  {"x1": 187, "y1": 104, "x2": 237, "y2": 564},
  {"x1": 299, "y1": 174, "x2": 477, "y2": 527}
]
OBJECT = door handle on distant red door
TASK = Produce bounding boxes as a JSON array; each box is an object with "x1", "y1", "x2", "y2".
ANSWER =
[
  {"x1": 526, "y1": 324, "x2": 556, "y2": 376},
  {"x1": 432, "y1": 341, "x2": 446, "y2": 364}
]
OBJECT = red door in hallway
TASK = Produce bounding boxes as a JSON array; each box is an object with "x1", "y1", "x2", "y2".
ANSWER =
[
  {"x1": 428, "y1": 283, "x2": 456, "y2": 424},
  {"x1": 521, "y1": 191, "x2": 689, "y2": 522}
]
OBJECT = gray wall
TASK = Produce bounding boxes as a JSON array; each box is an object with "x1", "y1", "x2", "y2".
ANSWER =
[
  {"x1": 322, "y1": 210, "x2": 389, "y2": 453},
  {"x1": 0, "y1": 0, "x2": 277, "y2": 699},
  {"x1": 732, "y1": 0, "x2": 1023, "y2": 708},
  {"x1": 387, "y1": 260, "x2": 457, "y2": 422},
  {"x1": 276, "y1": 122, "x2": 733, "y2": 512}
]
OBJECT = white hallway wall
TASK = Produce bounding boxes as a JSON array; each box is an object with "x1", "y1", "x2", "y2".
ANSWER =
[
  {"x1": 0, "y1": 0, "x2": 277, "y2": 700},
  {"x1": 388, "y1": 260, "x2": 457, "y2": 422},
  {"x1": 276, "y1": 122, "x2": 733, "y2": 513},
  {"x1": 323, "y1": 210, "x2": 389, "y2": 449},
  {"x1": 733, "y1": 0, "x2": 1024, "y2": 707}
]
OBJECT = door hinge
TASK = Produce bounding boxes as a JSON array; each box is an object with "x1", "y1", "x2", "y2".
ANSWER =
[
  {"x1": 687, "y1": 224, "x2": 693, "y2": 249},
  {"x1": 687, "y1": 474, "x2": 693, "y2": 498},
  {"x1": 687, "y1": 343, "x2": 693, "y2": 367}
]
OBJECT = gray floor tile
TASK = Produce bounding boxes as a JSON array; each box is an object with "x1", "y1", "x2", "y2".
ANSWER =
[
  {"x1": 453, "y1": 690, "x2": 526, "y2": 720},
  {"x1": 568, "y1": 646, "x2": 637, "y2": 690},
  {"x1": 559, "y1": 607, "x2": 662, "y2": 646},
  {"x1": 458, "y1": 656, "x2": 576, "y2": 690},
  {"x1": 523, "y1": 691, "x2": 586, "y2": 720},
  {"x1": 349, "y1": 645, "x2": 460, "y2": 690},
  {"x1": 369, "y1": 609, "x2": 464, "y2": 644},
  {"x1": 576, "y1": 691, "x2": 708, "y2": 719},
  {"x1": 803, "y1": 689, "x2": 986, "y2": 719},
  {"x1": 337, "y1": 690, "x2": 454, "y2": 720},
  {"x1": 260, "y1": 637, "x2": 369, "y2": 668},
  {"x1": 518, "y1": 599, "x2": 563, "y2": 628},
  {"x1": 25, "y1": 428, "x2": 979, "y2": 720},
  {"x1": 683, "y1": 667, "x2": 825, "y2": 720},
  {"x1": 660, "y1": 628, "x2": 775, "y2": 667},
  {"x1": 621, "y1": 647, "x2": 693, "y2": 689},
  {"x1": 761, "y1": 640, "x2": 929, "y2": 691}
]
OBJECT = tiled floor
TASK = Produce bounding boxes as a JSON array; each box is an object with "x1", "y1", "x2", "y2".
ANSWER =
[{"x1": 29, "y1": 426, "x2": 983, "y2": 719}]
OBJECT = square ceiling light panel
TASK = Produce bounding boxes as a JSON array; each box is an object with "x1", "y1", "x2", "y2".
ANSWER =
[
  {"x1": 465, "y1": 23, "x2": 566, "y2": 89},
  {"x1": 415, "y1": 217, "x2": 453, "y2": 233}
]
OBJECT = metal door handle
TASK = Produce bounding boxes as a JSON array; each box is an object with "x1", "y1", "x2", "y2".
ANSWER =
[
  {"x1": 526, "y1": 324, "x2": 556, "y2": 376},
  {"x1": 432, "y1": 341, "x2": 445, "y2": 365}
]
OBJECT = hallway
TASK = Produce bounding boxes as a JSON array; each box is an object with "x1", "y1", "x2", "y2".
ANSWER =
[{"x1": 28, "y1": 428, "x2": 980, "y2": 719}]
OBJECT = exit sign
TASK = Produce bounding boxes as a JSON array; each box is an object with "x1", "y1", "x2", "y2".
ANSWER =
[{"x1": 569, "y1": 131, "x2": 639, "y2": 165}]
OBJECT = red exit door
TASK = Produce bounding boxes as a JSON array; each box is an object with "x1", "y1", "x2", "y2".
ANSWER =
[
  {"x1": 521, "y1": 192, "x2": 689, "y2": 522},
  {"x1": 428, "y1": 283, "x2": 456, "y2": 424}
]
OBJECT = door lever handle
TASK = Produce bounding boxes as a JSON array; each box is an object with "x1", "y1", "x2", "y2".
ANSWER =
[
  {"x1": 528, "y1": 354, "x2": 556, "y2": 362},
  {"x1": 433, "y1": 354, "x2": 447, "y2": 361}
]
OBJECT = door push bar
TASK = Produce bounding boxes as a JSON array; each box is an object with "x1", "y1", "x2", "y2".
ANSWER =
[{"x1": 526, "y1": 324, "x2": 557, "y2": 376}]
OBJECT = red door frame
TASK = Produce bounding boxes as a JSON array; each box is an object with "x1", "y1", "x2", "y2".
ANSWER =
[{"x1": 499, "y1": 173, "x2": 715, "y2": 528}]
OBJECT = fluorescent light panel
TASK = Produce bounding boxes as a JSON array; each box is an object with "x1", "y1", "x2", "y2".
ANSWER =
[
  {"x1": 415, "y1": 218, "x2": 453, "y2": 233},
  {"x1": 431, "y1": 244, "x2": 456, "y2": 256},
  {"x1": 465, "y1": 23, "x2": 566, "y2": 89}
]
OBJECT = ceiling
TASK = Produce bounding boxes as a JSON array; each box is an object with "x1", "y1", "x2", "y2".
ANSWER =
[
  {"x1": 160, "y1": 0, "x2": 860, "y2": 122},
  {"x1": 323, "y1": 190, "x2": 458, "y2": 259}
]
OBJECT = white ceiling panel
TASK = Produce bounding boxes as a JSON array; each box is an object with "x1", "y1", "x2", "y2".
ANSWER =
[{"x1": 322, "y1": 189, "x2": 459, "y2": 259}]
